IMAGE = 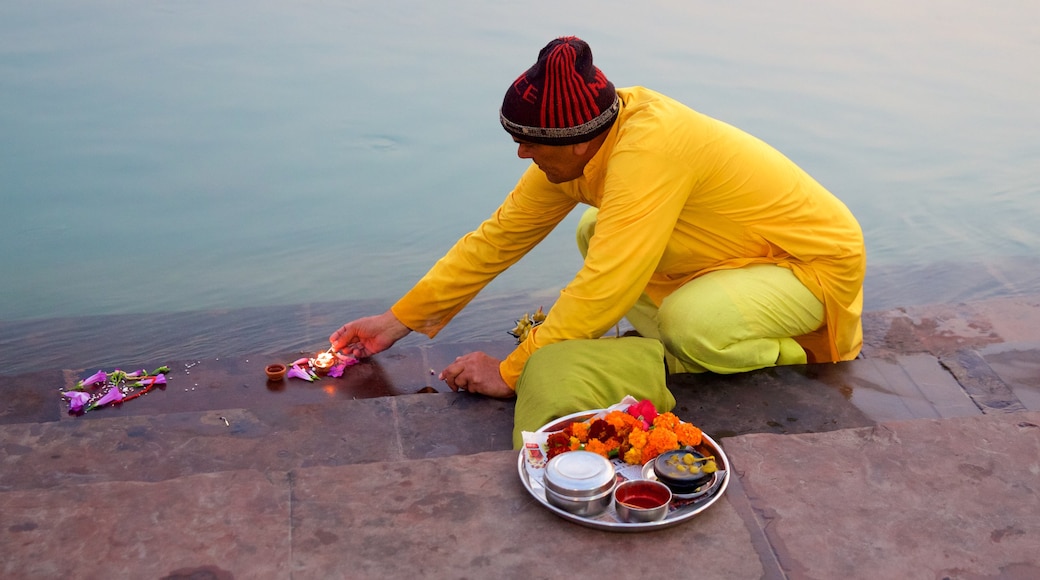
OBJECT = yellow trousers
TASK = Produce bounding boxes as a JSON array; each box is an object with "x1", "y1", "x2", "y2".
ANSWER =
[
  {"x1": 576, "y1": 207, "x2": 825, "y2": 374},
  {"x1": 509, "y1": 208, "x2": 827, "y2": 448}
]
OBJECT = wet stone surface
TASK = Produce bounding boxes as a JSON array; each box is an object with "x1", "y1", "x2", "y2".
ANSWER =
[{"x1": 1, "y1": 296, "x2": 1039, "y2": 578}]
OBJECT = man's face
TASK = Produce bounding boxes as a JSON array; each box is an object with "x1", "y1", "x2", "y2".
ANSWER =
[{"x1": 514, "y1": 139, "x2": 587, "y2": 184}]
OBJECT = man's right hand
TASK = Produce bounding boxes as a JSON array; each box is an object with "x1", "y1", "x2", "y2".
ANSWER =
[{"x1": 329, "y1": 310, "x2": 412, "y2": 359}]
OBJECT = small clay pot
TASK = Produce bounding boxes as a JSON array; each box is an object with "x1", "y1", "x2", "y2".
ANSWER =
[{"x1": 265, "y1": 363, "x2": 287, "y2": 381}]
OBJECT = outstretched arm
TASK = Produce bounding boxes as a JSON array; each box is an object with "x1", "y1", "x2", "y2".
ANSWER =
[{"x1": 329, "y1": 310, "x2": 412, "y2": 359}]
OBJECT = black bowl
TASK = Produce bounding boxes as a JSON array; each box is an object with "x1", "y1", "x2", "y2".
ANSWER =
[{"x1": 652, "y1": 449, "x2": 714, "y2": 494}]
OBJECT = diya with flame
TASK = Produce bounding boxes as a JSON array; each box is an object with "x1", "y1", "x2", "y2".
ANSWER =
[{"x1": 310, "y1": 350, "x2": 337, "y2": 375}]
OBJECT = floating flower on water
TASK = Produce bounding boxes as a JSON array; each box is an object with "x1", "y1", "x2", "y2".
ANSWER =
[
  {"x1": 91, "y1": 386, "x2": 124, "y2": 410},
  {"x1": 287, "y1": 364, "x2": 315, "y2": 382},
  {"x1": 63, "y1": 391, "x2": 91, "y2": 413},
  {"x1": 76, "y1": 370, "x2": 108, "y2": 390}
]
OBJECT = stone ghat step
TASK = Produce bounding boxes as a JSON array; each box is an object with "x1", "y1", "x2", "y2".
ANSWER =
[
  {"x1": 0, "y1": 393, "x2": 514, "y2": 493},
  {"x1": 4, "y1": 409, "x2": 1039, "y2": 579},
  {"x1": 2, "y1": 342, "x2": 1012, "y2": 494}
]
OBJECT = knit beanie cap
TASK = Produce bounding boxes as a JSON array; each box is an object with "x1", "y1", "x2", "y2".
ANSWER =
[{"x1": 500, "y1": 36, "x2": 619, "y2": 146}]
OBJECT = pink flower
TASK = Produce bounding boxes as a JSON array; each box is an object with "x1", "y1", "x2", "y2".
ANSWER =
[
  {"x1": 132, "y1": 374, "x2": 166, "y2": 388},
  {"x1": 627, "y1": 399, "x2": 659, "y2": 430},
  {"x1": 327, "y1": 362, "x2": 346, "y2": 378},
  {"x1": 91, "y1": 386, "x2": 124, "y2": 409},
  {"x1": 63, "y1": 391, "x2": 91, "y2": 413},
  {"x1": 327, "y1": 356, "x2": 359, "y2": 378},
  {"x1": 287, "y1": 364, "x2": 315, "y2": 382},
  {"x1": 76, "y1": 370, "x2": 108, "y2": 389},
  {"x1": 292, "y1": 357, "x2": 311, "y2": 367}
]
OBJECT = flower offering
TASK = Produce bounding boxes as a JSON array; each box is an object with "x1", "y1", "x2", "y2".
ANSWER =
[
  {"x1": 543, "y1": 399, "x2": 703, "y2": 466},
  {"x1": 61, "y1": 366, "x2": 170, "y2": 414}
]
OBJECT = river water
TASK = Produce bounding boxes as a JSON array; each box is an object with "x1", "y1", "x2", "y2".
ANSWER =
[{"x1": 2, "y1": 0, "x2": 1038, "y2": 374}]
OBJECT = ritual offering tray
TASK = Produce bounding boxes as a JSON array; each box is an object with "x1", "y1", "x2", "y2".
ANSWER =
[{"x1": 518, "y1": 401, "x2": 729, "y2": 532}]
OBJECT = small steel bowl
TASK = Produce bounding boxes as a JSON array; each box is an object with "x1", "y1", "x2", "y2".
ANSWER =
[
  {"x1": 613, "y1": 479, "x2": 672, "y2": 523},
  {"x1": 543, "y1": 451, "x2": 616, "y2": 516},
  {"x1": 653, "y1": 449, "x2": 714, "y2": 494}
]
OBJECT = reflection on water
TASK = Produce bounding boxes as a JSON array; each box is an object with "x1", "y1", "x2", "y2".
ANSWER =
[{"x1": 1, "y1": 1, "x2": 1038, "y2": 373}]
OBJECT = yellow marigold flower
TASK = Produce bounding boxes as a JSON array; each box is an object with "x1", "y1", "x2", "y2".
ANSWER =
[
  {"x1": 623, "y1": 446, "x2": 643, "y2": 465},
  {"x1": 569, "y1": 436, "x2": 581, "y2": 451}
]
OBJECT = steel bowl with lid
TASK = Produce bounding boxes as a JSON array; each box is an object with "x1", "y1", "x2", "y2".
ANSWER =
[{"x1": 542, "y1": 450, "x2": 616, "y2": 516}]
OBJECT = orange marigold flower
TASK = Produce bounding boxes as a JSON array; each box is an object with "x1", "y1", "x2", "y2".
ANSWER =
[
  {"x1": 652, "y1": 412, "x2": 681, "y2": 431},
  {"x1": 584, "y1": 438, "x2": 613, "y2": 458},
  {"x1": 674, "y1": 422, "x2": 702, "y2": 447},
  {"x1": 568, "y1": 436, "x2": 581, "y2": 451},
  {"x1": 570, "y1": 421, "x2": 590, "y2": 443},
  {"x1": 627, "y1": 427, "x2": 648, "y2": 451},
  {"x1": 604, "y1": 410, "x2": 641, "y2": 437},
  {"x1": 644, "y1": 427, "x2": 680, "y2": 461}
]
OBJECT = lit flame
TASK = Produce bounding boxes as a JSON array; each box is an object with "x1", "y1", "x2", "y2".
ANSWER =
[{"x1": 312, "y1": 351, "x2": 335, "y2": 369}]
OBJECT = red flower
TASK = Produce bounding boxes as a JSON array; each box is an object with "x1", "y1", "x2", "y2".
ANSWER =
[
  {"x1": 627, "y1": 399, "x2": 658, "y2": 429},
  {"x1": 545, "y1": 430, "x2": 573, "y2": 459},
  {"x1": 587, "y1": 419, "x2": 616, "y2": 442}
]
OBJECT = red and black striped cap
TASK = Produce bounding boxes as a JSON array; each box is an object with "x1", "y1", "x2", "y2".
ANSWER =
[{"x1": 500, "y1": 37, "x2": 619, "y2": 146}]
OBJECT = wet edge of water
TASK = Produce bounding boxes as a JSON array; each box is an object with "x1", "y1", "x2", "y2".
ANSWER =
[{"x1": 3, "y1": 257, "x2": 1039, "y2": 377}]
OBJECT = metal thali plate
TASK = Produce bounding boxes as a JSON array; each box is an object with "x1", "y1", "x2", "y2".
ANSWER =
[{"x1": 517, "y1": 409, "x2": 729, "y2": 532}]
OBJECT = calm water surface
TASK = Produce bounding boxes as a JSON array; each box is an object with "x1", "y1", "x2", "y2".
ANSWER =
[{"x1": 2, "y1": 1, "x2": 1038, "y2": 373}]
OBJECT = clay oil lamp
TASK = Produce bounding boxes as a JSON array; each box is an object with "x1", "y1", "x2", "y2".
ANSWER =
[
  {"x1": 265, "y1": 363, "x2": 287, "y2": 381},
  {"x1": 310, "y1": 350, "x2": 337, "y2": 376}
]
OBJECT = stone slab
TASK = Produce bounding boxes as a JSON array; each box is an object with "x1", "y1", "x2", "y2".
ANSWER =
[
  {"x1": 724, "y1": 411, "x2": 1040, "y2": 579},
  {"x1": 0, "y1": 469, "x2": 291, "y2": 579},
  {"x1": 980, "y1": 342, "x2": 1040, "y2": 412},
  {"x1": 668, "y1": 364, "x2": 876, "y2": 439},
  {"x1": 0, "y1": 394, "x2": 517, "y2": 492},
  {"x1": 289, "y1": 450, "x2": 766, "y2": 580},
  {"x1": 0, "y1": 369, "x2": 62, "y2": 426}
]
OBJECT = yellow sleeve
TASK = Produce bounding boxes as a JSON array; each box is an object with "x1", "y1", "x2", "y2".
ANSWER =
[{"x1": 391, "y1": 166, "x2": 577, "y2": 339}]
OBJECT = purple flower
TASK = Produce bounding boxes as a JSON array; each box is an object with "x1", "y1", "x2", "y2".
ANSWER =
[
  {"x1": 76, "y1": 370, "x2": 108, "y2": 389},
  {"x1": 63, "y1": 391, "x2": 91, "y2": 413},
  {"x1": 132, "y1": 374, "x2": 167, "y2": 388},
  {"x1": 287, "y1": 364, "x2": 315, "y2": 382},
  {"x1": 91, "y1": 386, "x2": 124, "y2": 409},
  {"x1": 328, "y1": 362, "x2": 346, "y2": 378}
]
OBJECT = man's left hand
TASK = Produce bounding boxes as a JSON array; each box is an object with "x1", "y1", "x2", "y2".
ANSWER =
[{"x1": 439, "y1": 352, "x2": 515, "y2": 399}]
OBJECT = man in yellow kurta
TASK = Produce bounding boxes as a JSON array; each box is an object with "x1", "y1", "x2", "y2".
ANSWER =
[{"x1": 331, "y1": 37, "x2": 865, "y2": 446}]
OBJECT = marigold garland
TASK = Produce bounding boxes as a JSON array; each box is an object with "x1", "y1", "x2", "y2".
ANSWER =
[{"x1": 545, "y1": 403, "x2": 703, "y2": 465}]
